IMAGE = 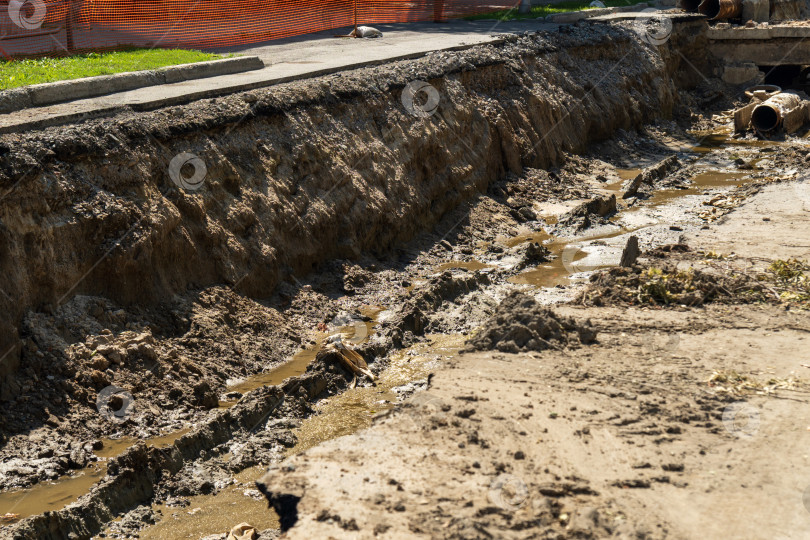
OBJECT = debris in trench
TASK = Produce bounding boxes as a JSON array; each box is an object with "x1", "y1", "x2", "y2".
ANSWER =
[
  {"x1": 1, "y1": 513, "x2": 20, "y2": 524},
  {"x1": 765, "y1": 258, "x2": 810, "y2": 307},
  {"x1": 227, "y1": 522, "x2": 258, "y2": 540},
  {"x1": 706, "y1": 369, "x2": 804, "y2": 396},
  {"x1": 734, "y1": 86, "x2": 810, "y2": 136},
  {"x1": 623, "y1": 155, "x2": 680, "y2": 199},
  {"x1": 464, "y1": 291, "x2": 597, "y2": 353},
  {"x1": 505, "y1": 196, "x2": 539, "y2": 222},
  {"x1": 575, "y1": 246, "x2": 780, "y2": 307},
  {"x1": 319, "y1": 335, "x2": 376, "y2": 387},
  {"x1": 525, "y1": 241, "x2": 552, "y2": 262},
  {"x1": 579, "y1": 266, "x2": 738, "y2": 306},
  {"x1": 510, "y1": 241, "x2": 553, "y2": 270},
  {"x1": 342, "y1": 263, "x2": 372, "y2": 294}
]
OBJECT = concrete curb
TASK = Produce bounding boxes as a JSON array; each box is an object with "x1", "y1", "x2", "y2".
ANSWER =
[
  {"x1": 546, "y1": 2, "x2": 651, "y2": 23},
  {"x1": 0, "y1": 56, "x2": 264, "y2": 114}
]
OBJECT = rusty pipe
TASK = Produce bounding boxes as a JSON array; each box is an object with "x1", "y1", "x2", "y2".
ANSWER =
[
  {"x1": 751, "y1": 92, "x2": 802, "y2": 132},
  {"x1": 678, "y1": 0, "x2": 701, "y2": 12},
  {"x1": 698, "y1": 0, "x2": 742, "y2": 19}
]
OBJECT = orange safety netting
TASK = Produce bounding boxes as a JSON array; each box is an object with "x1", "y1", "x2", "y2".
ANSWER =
[{"x1": 1, "y1": 0, "x2": 518, "y2": 57}]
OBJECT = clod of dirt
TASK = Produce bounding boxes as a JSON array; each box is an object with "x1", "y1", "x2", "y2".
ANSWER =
[
  {"x1": 505, "y1": 196, "x2": 539, "y2": 222},
  {"x1": 382, "y1": 270, "x2": 491, "y2": 347},
  {"x1": 464, "y1": 291, "x2": 597, "y2": 353},
  {"x1": 557, "y1": 194, "x2": 617, "y2": 231},
  {"x1": 506, "y1": 241, "x2": 554, "y2": 271},
  {"x1": 623, "y1": 155, "x2": 680, "y2": 198},
  {"x1": 341, "y1": 263, "x2": 372, "y2": 295}
]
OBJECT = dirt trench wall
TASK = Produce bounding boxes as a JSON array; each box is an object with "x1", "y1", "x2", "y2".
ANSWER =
[{"x1": 0, "y1": 26, "x2": 680, "y2": 401}]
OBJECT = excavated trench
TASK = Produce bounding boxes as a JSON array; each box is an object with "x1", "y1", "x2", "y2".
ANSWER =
[{"x1": 3, "y1": 16, "x2": 795, "y2": 540}]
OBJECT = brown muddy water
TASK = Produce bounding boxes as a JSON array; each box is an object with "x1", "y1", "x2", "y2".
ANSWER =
[
  {"x1": 0, "y1": 464, "x2": 106, "y2": 523},
  {"x1": 137, "y1": 466, "x2": 279, "y2": 540},
  {"x1": 507, "y1": 166, "x2": 757, "y2": 288},
  {"x1": 0, "y1": 427, "x2": 194, "y2": 522}
]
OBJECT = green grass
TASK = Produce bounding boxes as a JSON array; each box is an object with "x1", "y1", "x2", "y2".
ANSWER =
[
  {"x1": 0, "y1": 48, "x2": 222, "y2": 91},
  {"x1": 464, "y1": 0, "x2": 644, "y2": 21}
]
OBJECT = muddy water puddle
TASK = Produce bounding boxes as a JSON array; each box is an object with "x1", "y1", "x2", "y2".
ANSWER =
[
  {"x1": 0, "y1": 427, "x2": 195, "y2": 522},
  {"x1": 136, "y1": 467, "x2": 278, "y2": 540},
  {"x1": 437, "y1": 260, "x2": 492, "y2": 272},
  {"x1": 642, "y1": 169, "x2": 749, "y2": 208},
  {"x1": 509, "y1": 167, "x2": 757, "y2": 288},
  {"x1": 96, "y1": 427, "x2": 193, "y2": 459},
  {"x1": 221, "y1": 344, "x2": 322, "y2": 407},
  {"x1": 291, "y1": 333, "x2": 466, "y2": 454},
  {"x1": 0, "y1": 464, "x2": 107, "y2": 522},
  {"x1": 615, "y1": 168, "x2": 642, "y2": 181},
  {"x1": 508, "y1": 227, "x2": 640, "y2": 288}
]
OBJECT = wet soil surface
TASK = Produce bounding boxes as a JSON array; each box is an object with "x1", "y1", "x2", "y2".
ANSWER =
[
  {"x1": 3, "y1": 81, "x2": 810, "y2": 538},
  {"x1": 255, "y1": 146, "x2": 810, "y2": 538},
  {"x1": 253, "y1": 127, "x2": 810, "y2": 537}
]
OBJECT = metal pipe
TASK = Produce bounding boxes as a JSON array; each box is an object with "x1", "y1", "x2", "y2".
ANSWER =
[
  {"x1": 678, "y1": 0, "x2": 701, "y2": 12},
  {"x1": 698, "y1": 0, "x2": 742, "y2": 19},
  {"x1": 751, "y1": 92, "x2": 803, "y2": 132}
]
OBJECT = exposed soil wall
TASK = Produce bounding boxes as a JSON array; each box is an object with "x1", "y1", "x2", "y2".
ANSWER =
[{"x1": 0, "y1": 25, "x2": 683, "y2": 402}]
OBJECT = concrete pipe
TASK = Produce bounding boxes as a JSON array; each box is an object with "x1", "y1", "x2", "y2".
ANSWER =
[
  {"x1": 698, "y1": 0, "x2": 742, "y2": 19},
  {"x1": 678, "y1": 0, "x2": 701, "y2": 11},
  {"x1": 751, "y1": 92, "x2": 803, "y2": 132}
]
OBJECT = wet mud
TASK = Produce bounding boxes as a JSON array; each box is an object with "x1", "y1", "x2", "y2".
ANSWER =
[{"x1": 3, "y1": 14, "x2": 810, "y2": 540}]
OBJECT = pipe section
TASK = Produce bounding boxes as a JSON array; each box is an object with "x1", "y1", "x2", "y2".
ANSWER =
[
  {"x1": 697, "y1": 0, "x2": 742, "y2": 19},
  {"x1": 751, "y1": 92, "x2": 802, "y2": 132}
]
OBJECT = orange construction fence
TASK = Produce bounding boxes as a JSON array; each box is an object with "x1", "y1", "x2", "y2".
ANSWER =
[{"x1": 0, "y1": 0, "x2": 518, "y2": 57}]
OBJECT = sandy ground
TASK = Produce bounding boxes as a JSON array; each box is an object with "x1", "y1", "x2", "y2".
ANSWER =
[{"x1": 256, "y1": 178, "x2": 810, "y2": 539}]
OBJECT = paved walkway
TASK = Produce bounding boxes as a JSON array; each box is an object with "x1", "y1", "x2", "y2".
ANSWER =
[{"x1": 0, "y1": 19, "x2": 557, "y2": 135}]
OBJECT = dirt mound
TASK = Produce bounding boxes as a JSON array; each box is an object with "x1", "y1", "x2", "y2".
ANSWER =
[
  {"x1": 464, "y1": 291, "x2": 596, "y2": 353},
  {"x1": 382, "y1": 270, "x2": 491, "y2": 348}
]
